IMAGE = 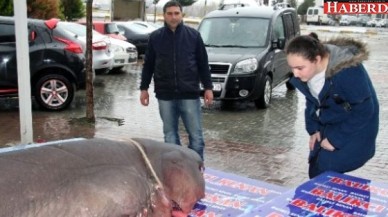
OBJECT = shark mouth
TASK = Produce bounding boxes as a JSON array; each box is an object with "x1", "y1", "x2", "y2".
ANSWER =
[
  {"x1": 171, "y1": 200, "x2": 189, "y2": 217},
  {"x1": 172, "y1": 200, "x2": 183, "y2": 211}
]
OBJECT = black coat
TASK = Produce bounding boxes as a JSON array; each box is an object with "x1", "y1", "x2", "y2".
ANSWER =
[{"x1": 140, "y1": 22, "x2": 213, "y2": 100}]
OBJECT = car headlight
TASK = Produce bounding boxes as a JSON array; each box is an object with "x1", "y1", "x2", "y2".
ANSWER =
[
  {"x1": 111, "y1": 44, "x2": 124, "y2": 52},
  {"x1": 232, "y1": 58, "x2": 258, "y2": 75}
]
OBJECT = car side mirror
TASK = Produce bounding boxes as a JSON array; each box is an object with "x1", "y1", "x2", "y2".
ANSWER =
[
  {"x1": 271, "y1": 38, "x2": 278, "y2": 49},
  {"x1": 271, "y1": 37, "x2": 285, "y2": 49},
  {"x1": 278, "y1": 38, "x2": 285, "y2": 49}
]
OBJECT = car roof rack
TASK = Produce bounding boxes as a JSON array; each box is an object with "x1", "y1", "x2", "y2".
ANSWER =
[
  {"x1": 273, "y1": 2, "x2": 291, "y2": 10},
  {"x1": 219, "y1": 2, "x2": 248, "y2": 10},
  {"x1": 218, "y1": 0, "x2": 256, "y2": 10}
]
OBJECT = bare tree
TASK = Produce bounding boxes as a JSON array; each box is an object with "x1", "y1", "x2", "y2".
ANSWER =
[
  {"x1": 85, "y1": 0, "x2": 95, "y2": 122},
  {"x1": 289, "y1": 0, "x2": 297, "y2": 8}
]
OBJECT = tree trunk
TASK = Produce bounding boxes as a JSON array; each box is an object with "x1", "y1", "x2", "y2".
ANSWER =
[{"x1": 85, "y1": 0, "x2": 95, "y2": 122}]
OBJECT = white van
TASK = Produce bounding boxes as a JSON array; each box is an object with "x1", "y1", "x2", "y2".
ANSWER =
[{"x1": 306, "y1": 6, "x2": 330, "y2": 25}]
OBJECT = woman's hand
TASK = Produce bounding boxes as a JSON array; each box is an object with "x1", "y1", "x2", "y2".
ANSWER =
[
  {"x1": 320, "y1": 138, "x2": 336, "y2": 151},
  {"x1": 309, "y1": 132, "x2": 321, "y2": 151}
]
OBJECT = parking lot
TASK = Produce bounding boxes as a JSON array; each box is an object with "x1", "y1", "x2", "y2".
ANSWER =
[{"x1": 0, "y1": 26, "x2": 387, "y2": 187}]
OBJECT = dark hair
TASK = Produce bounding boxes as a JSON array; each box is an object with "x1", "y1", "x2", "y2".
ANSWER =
[
  {"x1": 163, "y1": 1, "x2": 182, "y2": 13},
  {"x1": 285, "y1": 35, "x2": 328, "y2": 62},
  {"x1": 308, "y1": 32, "x2": 319, "y2": 41}
]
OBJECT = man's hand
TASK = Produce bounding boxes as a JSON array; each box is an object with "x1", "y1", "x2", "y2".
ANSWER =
[
  {"x1": 140, "y1": 90, "x2": 149, "y2": 106},
  {"x1": 203, "y1": 89, "x2": 213, "y2": 107}
]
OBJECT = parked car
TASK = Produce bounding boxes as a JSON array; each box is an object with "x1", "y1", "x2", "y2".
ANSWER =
[
  {"x1": 306, "y1": 6, "x2": 330, "y2": 25},
  {"x1": 197, "y1": 6, "x2": 299, "y2": 108},
  {"x1": 367, "y1": 19, "x2": 377, "y2": 27},
  {"x1": 115, "y1": 21, "x2": 160, "y2": 56},
  {"x1": 357, "y1": 15, "x2": 370, "y2": 26},
  {"x1": 376, "y1": 19, "x2": 386, "y2": 27},
  {"x1": 109, "y1": 37, "x2": 138, "y2": 71},
  {"x1": 0, "y1": 16, "x2": 86, "y2": 111},
  {"x1": 56, "y1": 21, "x2": 114, "y2": 74},
  {"x1": 79, "y1": 21, "x2": 127, "y2": 41},
  {"x1": 135, "y1": 21, "x2": 163, "y2": 30},
  {"x1": 339, "y1": 18, "x2": 350, "y2": 26},
  {"x1": 327, "y1": 17, "x2": 337, "y2": 26},
  {"x1": 339, "y1": 15, "x2": 358, "y2": 26}
]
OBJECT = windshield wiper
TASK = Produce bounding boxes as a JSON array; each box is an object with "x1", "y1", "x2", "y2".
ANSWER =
[
  {"x1": 204, "y1": 44, "x2": 248, "y2": 48},
  {"x1": 204, "y1": 44, "x2": 222, "y2": 47},
  {"x1": 219, "y1": 45, "x2": 249, "y2": 48}
]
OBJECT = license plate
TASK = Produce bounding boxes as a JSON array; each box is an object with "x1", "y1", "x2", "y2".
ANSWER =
[
  {"x1": 213, "y1": 83, "x2": 222, "y2": 91},
  {"x1": 201, "y1": 83, "x2": 221, "y2": 91}
]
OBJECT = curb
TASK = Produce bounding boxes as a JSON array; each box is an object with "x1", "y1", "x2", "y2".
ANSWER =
[{"x1": 301, "y1": 25, "x2": 383, "y2": 35}]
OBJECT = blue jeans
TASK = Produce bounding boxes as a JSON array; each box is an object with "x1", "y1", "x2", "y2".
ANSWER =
[{"x1": 158, "y1": 99, "x2": 205, "y2": 160}]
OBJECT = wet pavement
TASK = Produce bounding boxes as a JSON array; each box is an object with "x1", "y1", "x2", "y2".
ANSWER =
[{"x1": 1, "y1": 26, "x2": 387, "y2": 187}]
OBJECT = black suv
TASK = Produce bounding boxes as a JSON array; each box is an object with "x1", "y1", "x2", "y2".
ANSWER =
[
  {"x1": 0, "y1": 16, "x2": 86, "y2": 111},
  {"x1": 198, "y1": 6, "x2": 300, "y2": 108}
]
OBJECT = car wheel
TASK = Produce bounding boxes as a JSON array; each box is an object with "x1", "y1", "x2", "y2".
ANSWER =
[
  {"x1": 254, "y1": 75, "x2": 272, "y2": 109},
  {"x1": 34, "y1": 74, "x2": 74, "y2": 111},
  {"x1": 114, "y1": 66, "x2": 124, "y2": 71},
  {"x1": 110, "y1": 66, "x2": 124, "y2": 73},
  {"x1": 95, "y1": 68, "x2": 110, "y2": 74},
  {"x1": 220, "y1": 100, "x2": 234, "y2": 110}
]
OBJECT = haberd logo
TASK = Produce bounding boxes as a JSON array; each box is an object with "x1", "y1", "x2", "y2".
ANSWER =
[{"x1": 324, "y1": 0, "x2": 388, "y2": 14}]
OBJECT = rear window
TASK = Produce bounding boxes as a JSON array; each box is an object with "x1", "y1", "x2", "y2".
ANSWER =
[
  {"x1": 57, "y1": 22, "x2": 101, "y2": 37},
  {"x1": 307, "y1": 9, "x2": 318, "y2": 15},
  {"x1": 105, "y1": 23, "x2": 120, "y2": 34},
  {"x1": 125, "y1": 23, "x2": 153, "y2": 34},
  {"x1": 0, "y1": 23, "x2": 15, "y2": 43}
]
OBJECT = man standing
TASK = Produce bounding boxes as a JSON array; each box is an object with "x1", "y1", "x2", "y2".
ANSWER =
[{"x1": 139, "y1": 0, "x2": 213, "y2": 161}]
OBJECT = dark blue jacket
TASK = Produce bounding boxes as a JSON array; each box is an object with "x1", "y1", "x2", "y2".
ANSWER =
[
  {"x1": 140, "y1": 22, "x2": 213, "y2": 100},
  {"x1": 290, "y1": 38, "x2": 379, "y2": 173}
]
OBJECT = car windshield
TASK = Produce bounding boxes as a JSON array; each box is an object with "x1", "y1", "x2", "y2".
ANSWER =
[
  {"x1": 144, "y1": 22, "x2": 162, "y2": 29},
  {"x1": 105, "y1": 23, "x2": 120, "y2": 34},
  {"x1": 124, "y1": 22, "x2": 156, "y2": 34},
  {"x1": 198, "y1": 17, "x2": 269, "y2": 47}
]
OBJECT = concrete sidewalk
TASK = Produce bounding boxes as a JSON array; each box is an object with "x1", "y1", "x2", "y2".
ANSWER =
[{"x1": 301, "y1": 24, "x2": 388, "y2": 35}]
